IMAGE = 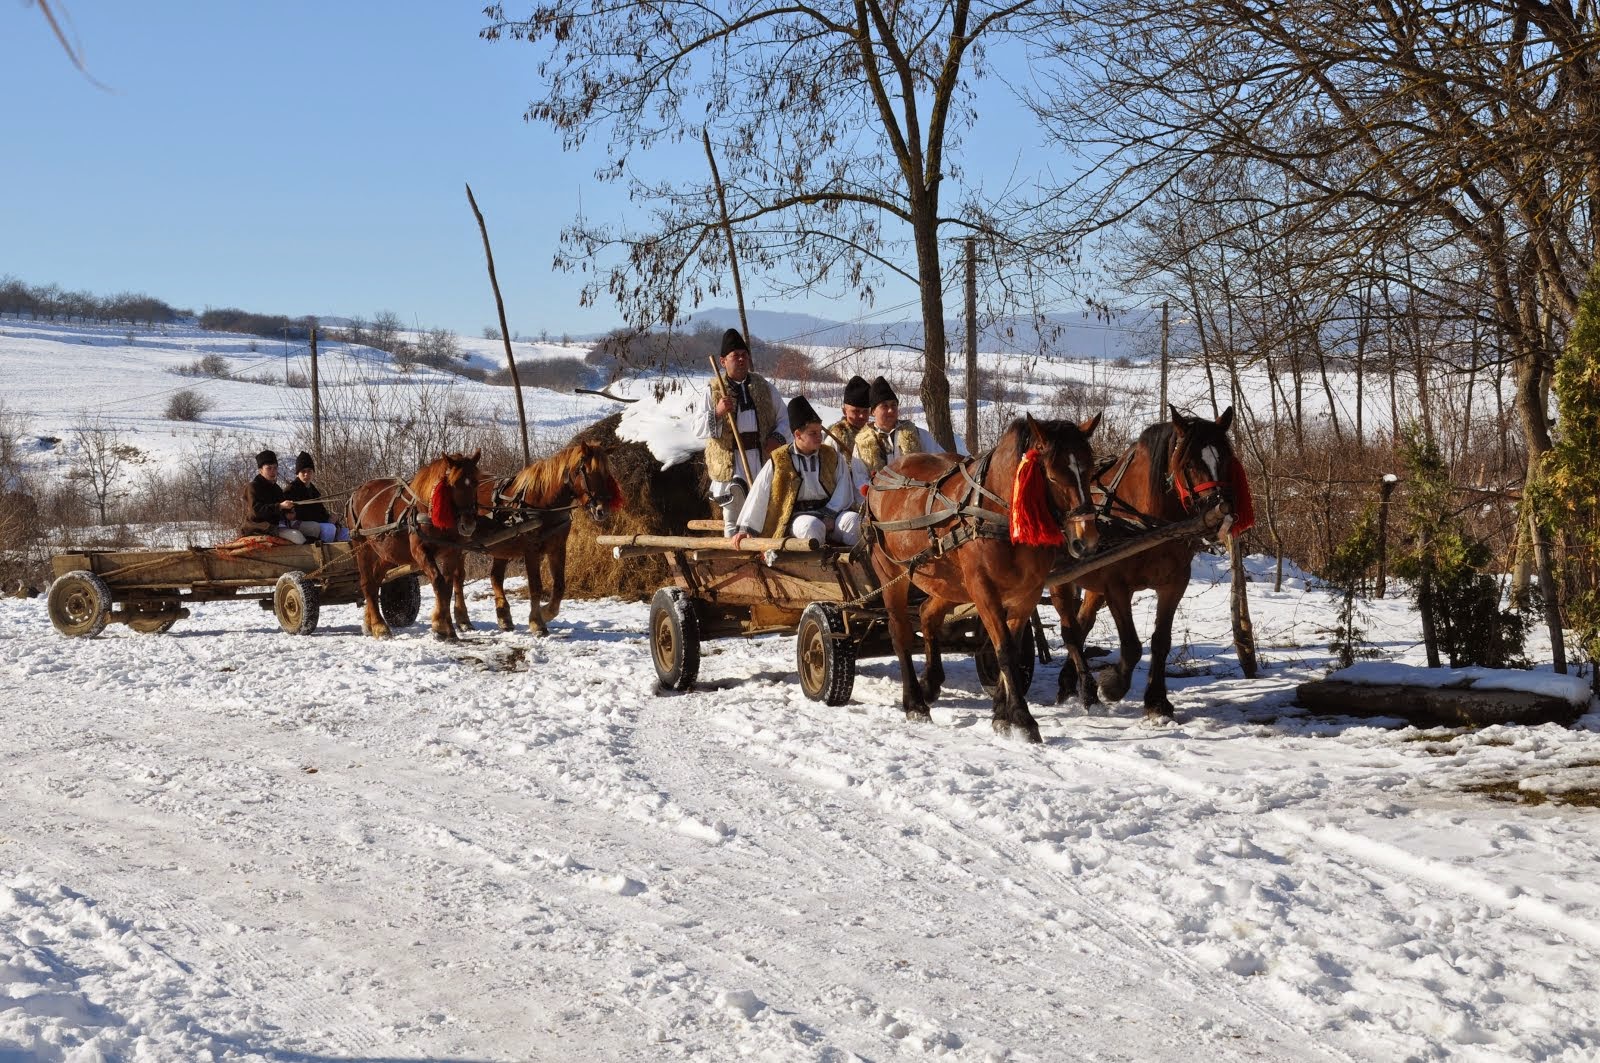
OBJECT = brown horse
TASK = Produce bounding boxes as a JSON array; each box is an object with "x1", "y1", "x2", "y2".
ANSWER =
[
  {"x1": 867, "y1": 414, "x2": 1101, "y2": 744},
  {"x1": 448, "y1": 440, "x2": 621, "y2": 635},
  {"x1": 346, "y1": 450, "x2": 481, "y2": 640},
  {"x1": 1050, "y1": 405, "x2": 1248, "y2": 718}
]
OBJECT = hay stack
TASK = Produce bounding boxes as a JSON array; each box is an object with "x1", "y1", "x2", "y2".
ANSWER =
[{"x1": 561, "y1": 411, "x2": 708, "y2": 601}]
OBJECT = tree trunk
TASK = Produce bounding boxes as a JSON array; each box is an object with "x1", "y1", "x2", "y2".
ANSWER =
[
  {"x1": 1419, "y1": 570, "x2": 1441, "y2": 667},
  {"x1": 911, "y1": 198, "x2": 954, "y2": 451}
]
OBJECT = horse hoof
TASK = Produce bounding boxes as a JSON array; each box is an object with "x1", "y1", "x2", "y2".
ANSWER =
[
  {"x1": 904, "y1": 707, "x2": 932, "y2": 724},
  {"x1": 369, "y1": 624, "x2": 392, "y2": 640},
  {"x1": 453, "y1": 614, "x2": 472, "y2": 629},
  {"x1": 991, "y1": 717, "x2": 1012, "y2": 737},
  {"x1": 1095, "y1": 668, "x2": 1130, "y2": 702},
  {"x1": 530, "y1": 624, "x2": 550, "y2": 638},
  {"x1": 1142, "y1": 707, "x2": 1177, "y2": 726},
  {"x1": 497, "y1": 618, "x2": 514, "y2": 633},
  {"x1": 433, "y1": 629, "x2": 458, "y2": 643}
]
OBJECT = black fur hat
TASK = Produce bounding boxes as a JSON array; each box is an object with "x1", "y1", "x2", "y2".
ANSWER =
[
  {"x1": 843, "y1": 374, "x2": 870, "y2": 408},
  {"x1": 868, "y1": 375, "x2": 897, "y2": 408},
  {"x1": 787, "y1": 395, "x2": 822, "y2": 429},
  {"x1": 294, "y1": 451, "x2": 315, "y2": 473},
  {"x1": 255, "y1": 449, "x2": 278, "y2": 468},
  {"x1": 719, "y1": 328, "x2": 749, "y2": 359}
]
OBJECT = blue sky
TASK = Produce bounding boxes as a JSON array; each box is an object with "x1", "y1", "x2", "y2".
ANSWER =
[{"x1": 3, "y1": 2, "x2": 1066, "y2": 339}]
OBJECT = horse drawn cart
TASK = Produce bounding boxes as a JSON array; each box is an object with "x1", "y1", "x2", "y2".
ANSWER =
[
  {"x1": 598, "y1": 512, "x2": 1221, "y2": 706},
  {"x1": 46, "y1": 541, "x2": 423, "y2": 639}
]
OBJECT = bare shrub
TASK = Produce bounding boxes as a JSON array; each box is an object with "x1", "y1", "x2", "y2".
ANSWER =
[
  {"x1": 489, "y1": 357, "x2": 591, "y2": 392},
  {"x1": 176, "y1": 353, "x2": 229, "y2": 378},
  {"x1": 768, "y1": 344, "x2": 842, "y2": 385},
  {"x1": 164, "y1": 389, "x2": 214, "y2": 421},
  {"x1": 285, "y1": 369, "x2": 309, "y2": 388}
]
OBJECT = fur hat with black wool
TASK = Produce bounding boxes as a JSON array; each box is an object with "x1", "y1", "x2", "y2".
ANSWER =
[
  {"x1": 868, "y1": 376, "x2": 897, "y2": 408},
  {"x1": 719, "y1": 328, "x2": 749, "y2": 359},
  {"x1": 843, "y1": 375, "x2": 870, "y2": 408},
  {"x1": 255, "y1": 449, "x2": 278, "y2": 469},
  {"x1": 294, "y1": 451, "x2": 315, "y2": 473},
  {"x1": 786, "y1": 395, "x2": 822, "y2": 430}
]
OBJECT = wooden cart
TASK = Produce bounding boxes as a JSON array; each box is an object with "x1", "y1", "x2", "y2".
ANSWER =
[
  {"x1": 599, "y1": 521, "x2": 1039, "y2": 705},
  {"x1": 46, "y1": 541, "x2": 422, "y2": 638},
  {"x1": 598, "y1": 512, "x2": 1222, "y2": 705}
]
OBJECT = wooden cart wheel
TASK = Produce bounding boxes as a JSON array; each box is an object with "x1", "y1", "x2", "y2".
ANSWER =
[
  {"x1": 796, "y1": 602, "x2": 856, "y2": 706},
  {"x1": 379, "y1": 574, "x2": 422, "y2": 629},
  {"x1": 975, "y1": 626, "x2": 1035, "y2": 697},
  {"x1": 649, "y1": 587, "x2": 700, "y2": 691},
  {"x1": 127, "y1": 609, "x2": 181, "y2": 634},
  {"x1": 274, "y1": 572, "x2": 322, "y2": 635},
  {"x1": 47, "y1": 571, "x2": 111, "y2": 638}
]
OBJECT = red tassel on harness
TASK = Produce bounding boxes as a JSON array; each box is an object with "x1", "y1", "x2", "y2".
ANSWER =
[
  {"x1": 1229, "y1": 456, "x2": 1255, "y2": 535},
  {"x1": 1010, "y1": 448, "x2": 1065, "y2": 547},
  {"x1": 430, "y1": 481, "x2": 456, "y2": 530},
  {"x1": 604, "y1": 473, "x2": 625, "y2": 511}
]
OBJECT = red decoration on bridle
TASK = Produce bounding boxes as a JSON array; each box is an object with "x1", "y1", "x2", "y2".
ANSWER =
[
  {"x1": 603, "y1": 473, "x2": 625, "y2": 511},
  {"x1": 1172, "y1": 456, "x2": 1254, "y2": 535},
  {"x1": 430, "y1": 480, "x2": 457, "y2": 530},
  {"x1": 1010, "y1": 448, "x2": 1065, "y2": 547}
]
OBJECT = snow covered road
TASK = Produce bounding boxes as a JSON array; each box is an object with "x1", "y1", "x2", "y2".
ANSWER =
[{"x1": 4, "y1": 568, "x2": 1599, "y2": 1061}]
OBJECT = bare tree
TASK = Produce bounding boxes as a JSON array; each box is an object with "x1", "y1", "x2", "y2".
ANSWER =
[
  {"x1": 67, "y1": 417, "x2": 139, "y2": 525},
  {"x1": 481, "y1": 1, "x2": 1090, "y2": 449}
]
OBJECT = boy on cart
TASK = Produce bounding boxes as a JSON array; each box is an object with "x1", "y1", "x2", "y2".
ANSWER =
[{"x1": 730, "y1": 396, "x2": 867, "y2": 549}]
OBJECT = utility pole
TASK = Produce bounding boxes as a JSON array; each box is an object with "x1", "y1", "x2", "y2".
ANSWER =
[
  {"x1": 1159, "y1": 301, "x2": 1170, "y2": 414},
  {"x1": 964, "y1": 238, "x2": 978, "y2": 453}
]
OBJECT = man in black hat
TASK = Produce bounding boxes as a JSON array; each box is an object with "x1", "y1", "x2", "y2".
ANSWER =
[
  {"x1": 247, "y1": 449, "x2": 308, "y2": 544},
  {"x1": 284, "y1": 451, "x2": 350, "y2": 543},
  {"x1": 731, "y1": 395, "x2": 866, "y2": 547},
  {"x1": 852, "y1": 376, "x2": 942, "y2": 474},
  {"x1": 694, "y1": 327, "x2": 790, "y2": 535},
  {"x1": 827, "y1": 374, "x2": 871, "y2": 459}
]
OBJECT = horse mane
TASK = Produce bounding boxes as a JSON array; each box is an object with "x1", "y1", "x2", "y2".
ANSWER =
[
  {"x1": 508, "y1": 441, "x2": 589, "y2": 506},
  {"x1": 1137, "y1": 421, "x2": 1178, "y2": 499}
]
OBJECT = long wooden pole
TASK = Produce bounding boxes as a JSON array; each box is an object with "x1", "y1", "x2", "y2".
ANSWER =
[
  {"x1": 703, "y1": 129, "x2": 751, "y2": 344},
  {"x1": 465, "y1": 182, "x2": 531, "y2": 465},
  {"x1": 309, "y1": 325, "x2": 321, "y2": 462}
]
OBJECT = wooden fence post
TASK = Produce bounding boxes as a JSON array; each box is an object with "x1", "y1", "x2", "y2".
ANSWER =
[{"x1": 1375, "y1": 473, "x2": 1397, "y2": 597}]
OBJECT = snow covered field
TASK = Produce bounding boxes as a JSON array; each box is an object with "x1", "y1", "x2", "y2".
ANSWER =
[
  {"x1": 4, "y1": 315, "x2": 1597, "y2": 1060},
  {"x1": 5, "y1": 556, "x2": 1600, "y2": 1061}
]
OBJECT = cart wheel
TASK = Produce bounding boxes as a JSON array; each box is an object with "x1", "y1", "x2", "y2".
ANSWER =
[
  {"x1": 47, "y1": 571, "x2": 111, "y2": 638},
  {"x1": 379, "y1": 574, "x2": 422, "y2": 629},
  {"x1": 274, "y1": 572, "x2": 321, "y2": 635},
  {"x1": 975, "y1": 627, "x2": 1036, "y2": 697},
  {"x1": 649, "y1": 587, "x2": 700, "y2": 691},
  {"x1": 797, "y1": 602, "x2": 856, "y2": 706},
  {"x1": 127, "y1": 609, "x2": 181, "y2": 634}
]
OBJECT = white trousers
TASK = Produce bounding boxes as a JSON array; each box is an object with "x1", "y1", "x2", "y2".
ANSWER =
[{"x1": 791, "y1": 510, "x2": 861, "y2": 547}]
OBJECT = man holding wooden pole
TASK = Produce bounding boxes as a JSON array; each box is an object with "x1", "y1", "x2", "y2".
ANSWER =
[{"x1": 695, "y1": 328, "x2": 789, "y2": 536}]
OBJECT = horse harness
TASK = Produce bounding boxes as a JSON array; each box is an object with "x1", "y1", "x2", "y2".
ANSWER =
[
  {"x1": 349, "y1": 480, "x2": 459, "y2": 544},
  {"x1": 867, "y1": 450, "x2": 1012, "y2": 571},
  {"x1": 487, "y1": 477, "x2": 576, "y2": 540}
]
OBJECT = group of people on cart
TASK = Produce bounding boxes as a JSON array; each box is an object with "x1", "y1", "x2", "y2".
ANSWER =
[
  {"x1": 244, "y1": 326, "x2": 935, "y2": 552},
  {"x1": 694, "y1": 327, "x2": 943, "y2": 549},
  {"x1": 247, "y1": 449, "x2": 350, "y2": 544}
]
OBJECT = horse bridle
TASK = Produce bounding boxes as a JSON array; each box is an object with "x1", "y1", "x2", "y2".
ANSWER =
[{"x1": 1168, "y1": 432, "x2": 1229, "y2": 514}]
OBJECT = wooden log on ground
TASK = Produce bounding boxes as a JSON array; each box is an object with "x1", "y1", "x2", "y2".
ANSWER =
[{"x1": 1295, "y1": 679, "x2": 1586, "y2": 727}]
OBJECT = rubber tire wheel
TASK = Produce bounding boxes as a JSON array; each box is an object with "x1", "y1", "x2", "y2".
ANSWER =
[
  {"x1": 274, "y1": 572, "x2": 322, "y2": 635},
  {"x1": 796, "y1": 602, "x2": 856, "y2": 706},
  {"x1": 127, "y1": 610, "x2": 180, "y2": 634},
  {"x1": 975, "y1": 626, "x2": 1036, "y2": 697},
  {"x1": 47, "y1": 571, "x2": 111, "y2": 638},
  {"x1": 379, "y1": 574, "x2": 422, "y2": 629},
  {"x1": 649, "y1": 587, "x2": 700, "y2": 691}
]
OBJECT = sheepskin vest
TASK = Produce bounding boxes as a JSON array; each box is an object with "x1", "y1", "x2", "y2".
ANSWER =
[
  {"x1": 855, "y1": 422, "x2": 924, "y2": 474},
  {"x1": 762, "y1": 444, "x2": 839, "y2": 538},
  {"x1": 826, "y1": 418, "x2": 862, "y2": 457},
  {"x1": 705, "y1": 372, "x2": 778, "y2": 483}
]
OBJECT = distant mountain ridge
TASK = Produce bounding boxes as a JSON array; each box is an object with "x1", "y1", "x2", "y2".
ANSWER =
[{"x1": 598, "y1": 306, "x2": 1161, "y2": 361}]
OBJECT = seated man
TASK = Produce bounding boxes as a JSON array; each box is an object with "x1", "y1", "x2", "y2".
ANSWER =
[
  {"x1": 284, "y1": 451, "x2": 350, "y2": 542},
  {"x1": 731, "y1": 396, "x2": 867, "y2": 548},
  {"x1": 248, "y1": 449, "x2": 307, "y2": 544},
  {"x1": 853, "y1": 375, "x2": 944, "y2": 474}
]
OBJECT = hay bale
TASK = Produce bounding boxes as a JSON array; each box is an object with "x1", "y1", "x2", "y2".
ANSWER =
[{"x1": 561, "y1": 411, "x2": 709, "y2": 601}]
